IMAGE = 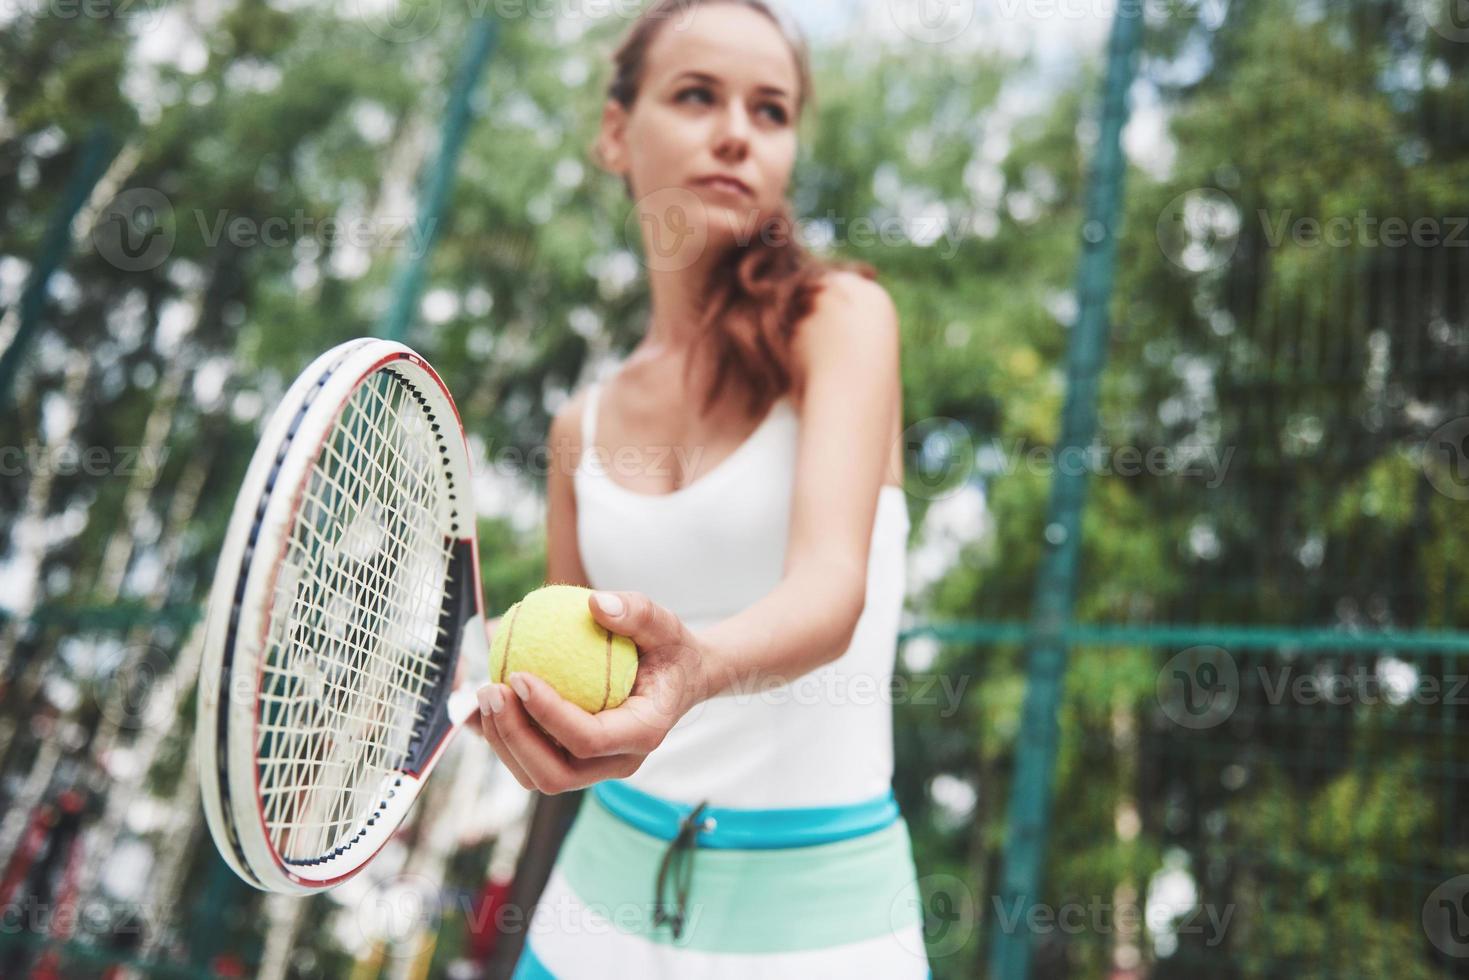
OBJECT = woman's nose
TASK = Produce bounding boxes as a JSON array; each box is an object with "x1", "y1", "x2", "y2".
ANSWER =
[{"x1": 712, "y1": 103, "x2": 751, "y2": 160}]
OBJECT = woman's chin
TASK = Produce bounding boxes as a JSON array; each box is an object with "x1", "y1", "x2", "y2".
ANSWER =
[{"x1": 704, "y1": 205, "x2": 766, "y2": 247}]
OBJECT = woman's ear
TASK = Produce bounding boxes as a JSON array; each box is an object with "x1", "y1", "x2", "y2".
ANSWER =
[{"x1": 594, "y1": 99, "x2": 629, "y2": 175}]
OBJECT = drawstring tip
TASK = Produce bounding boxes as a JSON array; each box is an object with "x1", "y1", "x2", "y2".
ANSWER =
[
  {"x1": 652, "y1": 906, "x2": 684, "y2": 938},
  {"x1": 652, "y1": 799, "x2": 710, "y2": 943}
]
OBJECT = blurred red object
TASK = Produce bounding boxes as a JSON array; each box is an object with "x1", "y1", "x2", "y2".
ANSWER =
[{"x1": 466, "y1": 875, "x2": 513, "y2": 962}]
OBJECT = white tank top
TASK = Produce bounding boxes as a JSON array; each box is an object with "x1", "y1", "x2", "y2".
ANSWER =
[{"x1": 574, "y1": 379, "x2": 911, "y2": 809}]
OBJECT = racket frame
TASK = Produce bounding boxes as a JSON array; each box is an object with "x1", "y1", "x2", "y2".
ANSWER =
[{"x1": 197, "y1": 339, "x2": 485, "y2": 894}]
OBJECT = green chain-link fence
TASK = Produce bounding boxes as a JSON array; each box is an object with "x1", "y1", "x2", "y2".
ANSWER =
[{"x1": 976, "y1": 1, "x2": 1469, "y2": 976}]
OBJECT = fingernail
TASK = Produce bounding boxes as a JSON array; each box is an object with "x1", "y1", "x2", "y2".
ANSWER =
[
  {"x1": 594, "y1": 592, "x2": 624, "y2": 616},
  {"x1": 478, "y1": 684, "x2": 504, "y2": 715},
  {"x1": 508, "y1": 673, "x2": 530, "y2": 701}
]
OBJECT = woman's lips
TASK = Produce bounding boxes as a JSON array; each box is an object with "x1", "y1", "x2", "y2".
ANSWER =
[{"x1": 693, "y1": 175, "x2": 753, "y2": 198}]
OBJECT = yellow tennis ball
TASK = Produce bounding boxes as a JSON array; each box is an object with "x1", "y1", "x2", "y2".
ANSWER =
[{"x1": 490, "y1": 585, "x2": 638, "y2": 713}]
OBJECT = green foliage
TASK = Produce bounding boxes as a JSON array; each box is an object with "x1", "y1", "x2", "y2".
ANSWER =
[{"x1": 3, "y1": 0, "x2": 1466, "y2": 976}]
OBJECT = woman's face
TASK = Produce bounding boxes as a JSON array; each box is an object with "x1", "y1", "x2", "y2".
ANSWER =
[{"x1": 599, "y1": 4, "x2": 802, "y2": 265}]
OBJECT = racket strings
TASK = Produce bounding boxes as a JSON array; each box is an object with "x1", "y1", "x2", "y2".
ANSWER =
[{"x1": 256, "y1": 368, "x2": 456, "y2": 863}]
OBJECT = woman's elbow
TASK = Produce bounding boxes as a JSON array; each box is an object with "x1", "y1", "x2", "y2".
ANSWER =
[{"x1": 825, "y1": 575, "x2": 868, "y2": 663}]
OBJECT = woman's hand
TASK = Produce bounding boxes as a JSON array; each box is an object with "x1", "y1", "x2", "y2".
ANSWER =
[{"x1": 474, "y1": 591, "x2": 713, "y2": 794}]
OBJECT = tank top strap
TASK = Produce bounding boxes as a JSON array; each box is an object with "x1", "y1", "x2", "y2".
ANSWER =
[{"x1": 581, "y1": 382, "x2": 602, "y2": 451}]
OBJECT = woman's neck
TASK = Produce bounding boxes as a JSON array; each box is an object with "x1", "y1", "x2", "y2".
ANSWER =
[{"x1": 641, "y1": 243, "x2": 730, "y2": 352}]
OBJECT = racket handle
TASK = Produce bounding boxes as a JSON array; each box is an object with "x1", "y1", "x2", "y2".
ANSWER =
[
  {"x1": 448, "y1": 611, "x2": 491, "y2": 727},
  {"x1": 447, "y1": 684, "x2": 481, "y2": 727}
]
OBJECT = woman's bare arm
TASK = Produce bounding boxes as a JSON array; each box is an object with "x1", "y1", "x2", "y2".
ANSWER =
[
  {"x1": 478, "y1": 398, "x2": 588, "y2": 649},
  {"x1": 545, "y1": 394, "x2": 593, "y2": 588},
  {"x1": 693, "y1": 271, "x2": 902, "y2": 700}
]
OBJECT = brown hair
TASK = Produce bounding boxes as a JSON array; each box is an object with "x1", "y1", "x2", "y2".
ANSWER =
[{"x1": 600, "y1": 0, "x2": 876, "y2": 419}]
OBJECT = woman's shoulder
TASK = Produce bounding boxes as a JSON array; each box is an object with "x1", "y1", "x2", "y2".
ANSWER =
[
  {"x1": 801, "y1": 269, "x2": 899, "y2": 341},
  {"x1": 790, "y1": 269, "x2": 900, "y2": 388},
  {"x1": 816, "y1": 267, "x2": 893, "y2": 307}
]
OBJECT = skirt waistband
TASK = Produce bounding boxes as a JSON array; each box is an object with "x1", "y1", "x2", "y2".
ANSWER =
[{"x1": 590, "y1": 779, "x2": 900, "y2": 850}]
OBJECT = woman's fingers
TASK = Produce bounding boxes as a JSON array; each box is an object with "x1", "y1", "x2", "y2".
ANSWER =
[
  {"x1": 587, "y1": 590, "x2": 691, "y2": 654},
  {"x1": 509, "y1": 670, "x2": 661, "y2": 758},
  {"x1": 477, "y1": 684, "x2": 534, "y2": 789},
  {"x1": 488, "y1": 678, "x2": 646, "y2": 792}
]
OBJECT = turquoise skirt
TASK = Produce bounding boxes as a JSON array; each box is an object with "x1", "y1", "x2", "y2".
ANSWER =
[{"x1": 511, "y1": 781, "x2": 933, "y2": 978}]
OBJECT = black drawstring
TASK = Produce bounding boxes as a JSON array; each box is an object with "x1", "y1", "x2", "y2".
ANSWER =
[{"x1": 651, "y1": 799, "x2": 712, "y2": 939}]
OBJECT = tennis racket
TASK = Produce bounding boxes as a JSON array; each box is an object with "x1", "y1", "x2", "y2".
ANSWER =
[{"x1": 196, "y1": 338, "x2": 488, "y2": 894}]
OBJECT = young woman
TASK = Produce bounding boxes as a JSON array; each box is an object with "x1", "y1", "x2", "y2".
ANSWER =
[{"x1": 474, "y1": 1, "x2": 927, "y2": 975}]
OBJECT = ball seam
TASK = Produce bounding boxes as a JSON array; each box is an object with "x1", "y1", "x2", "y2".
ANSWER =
[
  {"x1": 496, "y1": 602, "x2": 522, "y2": 684},
  {"x1": 600, "y1": 629, "x2": 614, "y2": 711}
]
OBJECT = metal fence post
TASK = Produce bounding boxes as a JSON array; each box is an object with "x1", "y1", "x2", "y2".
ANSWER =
[
  {"x1": 986, "y1": 7, "x2": 1145, "y2": 978},
  {"x1": 378, "y1": 17, "x2": 500, "y2": 344}
]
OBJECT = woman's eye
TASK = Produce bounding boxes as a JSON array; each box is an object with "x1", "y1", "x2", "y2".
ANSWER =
[
  {"x1": 677, "y1": 86, "x2": 714, "y2": 105},
  {"x1": 760, "y1": 103, "x2": 789, "y2": 125}
]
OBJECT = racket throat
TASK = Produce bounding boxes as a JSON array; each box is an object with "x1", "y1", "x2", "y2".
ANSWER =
[{"x1": 405, "y1": 536, "x2": 481, "y2": 774}]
